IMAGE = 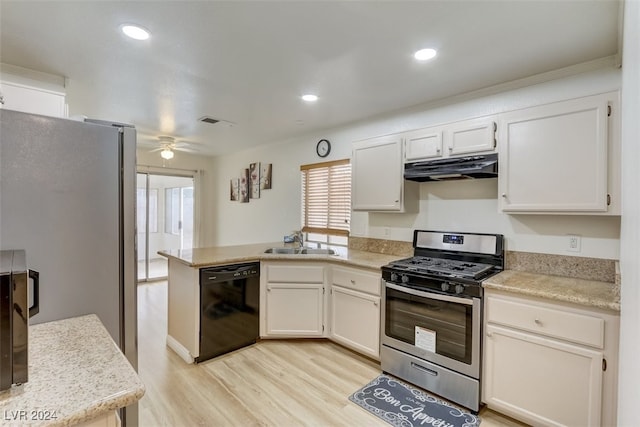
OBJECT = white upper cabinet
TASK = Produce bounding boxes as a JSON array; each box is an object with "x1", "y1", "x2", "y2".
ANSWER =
[
  {"x1": 448, "y1": 116, "x2": 497, "y2": 156},
  {"x1": 0, "y1": 81, "x2": 67, "y2": 118},
  {"x1": 498, "y1": 92, "x2": 619, "y2": 214},
  {"x1": 352, "y1": 135, "x2": 417, "y2": 212},
  {"x1": 404, "y1": 126, "x2": 444, "y2": 161},
  {"x1": 404, "y1": 115, "x2": 497, "y2": 163}
]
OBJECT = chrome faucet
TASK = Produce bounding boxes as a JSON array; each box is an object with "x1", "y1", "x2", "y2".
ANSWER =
[{"x1": 293, "y1": 230, "x2": 304, "y2": 248}]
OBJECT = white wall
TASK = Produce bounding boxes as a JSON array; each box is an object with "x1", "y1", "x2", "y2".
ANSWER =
[
  {"x1": 137, "y1": 149, "x2": 217, "y2": 247},
  {"x1": 212, "y1": 66, "x2": 621, "y2": 260},
  {"x1": 617, "y1": 0, "x2": 640, "y2": 424}
]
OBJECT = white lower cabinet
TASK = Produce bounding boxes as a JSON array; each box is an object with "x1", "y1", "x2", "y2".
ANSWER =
[
  {"x1": 265, "y1": 283, "x2": 324, "y2": 336},
  {"x1": 484, "y1": 324, "x2": 603, "y2": 426},
  {"x1": 330, "y1": 265, "x2": 381, "y2": 359},
  {"x1": 330, "y1": 286, "x2": 380, "y2": 359},
  {"x1": 483, "y1": 290, "x2": 620, "y2": 427},
  {"x1": 261, "y1": 262, "x2": 326, "y2": 338},
  {"x1": 260, "y1": 261, "x2": 383, "y2": 360}
]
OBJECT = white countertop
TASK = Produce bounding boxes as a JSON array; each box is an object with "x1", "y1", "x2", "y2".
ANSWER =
[{"x1": 0, "y1": 314, "x2": 145, "y2": 426}]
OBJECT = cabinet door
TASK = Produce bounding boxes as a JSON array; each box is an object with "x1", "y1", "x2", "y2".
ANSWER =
[
  {"x1": 352, "y1": 136, "x2": 404, "y2": 211},
  {"x1": 499, "y1": 94, "x2": 609, "y2": 212},
  {"x1": 404, "y1": 127, "x2": 443, "y2": 162},
  {"x1": 447, "y1": 116, "x2": 496, "y2": 156},
  {"x1": 0, "y1": 81, "x2": 66, "y2": 117},
  {"x1": 265, "y1": 283, "x2": 323, "y2": 337},
  {"x1": 330, "y1": 285, "x2": 380, "y2": 359},
  {"x1": 484, "y1": 324, "x2": 603, "y2": 427}
]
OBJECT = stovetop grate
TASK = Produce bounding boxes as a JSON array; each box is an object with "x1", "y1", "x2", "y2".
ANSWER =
[{"x1": 387, "y1": 256, "x2": 496, "y2": 280}]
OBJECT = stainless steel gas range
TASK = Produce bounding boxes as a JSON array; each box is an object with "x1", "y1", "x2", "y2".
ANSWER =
[{"x1": 380, "y1": 230, "x2": 504, "y2": 413}]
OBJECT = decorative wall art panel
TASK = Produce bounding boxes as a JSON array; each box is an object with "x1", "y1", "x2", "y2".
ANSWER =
[{"x1": 230, "y1": 162, "x2": 272, "y2": 203}]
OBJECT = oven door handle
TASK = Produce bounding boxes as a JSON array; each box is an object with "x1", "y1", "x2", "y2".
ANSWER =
[{"x1": 385, "y1": 282, "x2": 474, "y2": 306}]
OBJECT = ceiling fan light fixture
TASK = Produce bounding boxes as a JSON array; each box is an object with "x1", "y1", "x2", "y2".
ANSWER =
[{"x1": 160, "y1": 148, "x2": 174, "y2": 160}]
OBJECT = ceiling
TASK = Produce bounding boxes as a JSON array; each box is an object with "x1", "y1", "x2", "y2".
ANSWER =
[{"x1": 0, "y1": 1, "x2": 622, "y2": 157}]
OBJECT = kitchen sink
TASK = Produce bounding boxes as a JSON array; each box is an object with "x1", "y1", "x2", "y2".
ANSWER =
[
  {"x1": 263, "y1": 247, "x2": 302, "y2": 254},
  {"x1": 263, "y1": 247, "x2": 335, "y2": 255},
  {"x1": 300, "y1": 248, "x2": 335, "y2": 255}
]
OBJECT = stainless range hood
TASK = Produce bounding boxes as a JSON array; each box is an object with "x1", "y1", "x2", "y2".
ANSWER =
[{"x1": 404, "y1": 153, "x2": 498, "y2": 182}]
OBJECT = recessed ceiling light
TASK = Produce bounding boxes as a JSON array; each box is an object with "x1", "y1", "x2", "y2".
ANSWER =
[
  {"x1": 414, "y1": 48, "x2": 437, "y2": 61},
  {"x1": 121, "y1": 24, "x2": 150, "y2": 41},
  {"x1": 301, "y1": 94, "x2": 318, "y2": 102}
]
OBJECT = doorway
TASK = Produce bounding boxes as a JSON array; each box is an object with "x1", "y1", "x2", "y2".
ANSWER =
[{"x1": 137, "y1": 172, "x2": 195, "y2": 281}]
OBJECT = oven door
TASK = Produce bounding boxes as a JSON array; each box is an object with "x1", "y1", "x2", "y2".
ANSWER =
[{"x1": 381, "y1": 281, "x2": 481, "y2": 379}]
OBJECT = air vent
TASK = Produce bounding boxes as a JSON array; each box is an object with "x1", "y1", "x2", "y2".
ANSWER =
[{"x1": 199, "y1": 116, "x2": 220, "y2": 124}]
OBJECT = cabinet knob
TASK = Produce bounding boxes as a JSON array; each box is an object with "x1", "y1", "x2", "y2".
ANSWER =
[
  {"x1": 267, "y1": 288, "x2": 271, "y2": 292},
  {"x1": 436, "y1": 148, "x2": 441, "y2": 153},
  {"x1": 501, "y1": 193, "x2": 507, "y2": 198},
  {"x1": 448, "y1": 146, "x2": 453, "y2": 151},
  {"x1": 350, "y1": 279, "x2": 356, "y2": 284},
  {"x1": 487, "y1": 332, "x2": 493, "y2": 338},
  {"x1": 373, "y1": 301, "x2": 379, "y2": 307},
  {"x1": 534, "y1": 318, "x2": 542, "y2": 325}
]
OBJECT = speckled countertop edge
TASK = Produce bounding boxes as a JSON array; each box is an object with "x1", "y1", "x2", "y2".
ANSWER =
[
  {"x1": 483, "y1": 270, "x2": 620, "y2": 312},
  {"x1": 159, "y1": 242, "x2": 401, "y2": 271},
  {"x1": 0, "y1": 314, "x2": 145, "y2": 426},
  {"x1": 161, "y1": 242, "x2": 620, "y2": 311}
]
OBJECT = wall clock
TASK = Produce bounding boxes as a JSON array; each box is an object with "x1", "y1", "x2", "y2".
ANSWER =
[{"x1": 316, "y1": 139, "x2": 331, "y2": 158}]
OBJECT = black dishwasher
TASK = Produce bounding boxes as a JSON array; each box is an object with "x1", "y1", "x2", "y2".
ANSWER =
[{"x1": 198, "y1": 262, "x2": 260, "y2": 363}]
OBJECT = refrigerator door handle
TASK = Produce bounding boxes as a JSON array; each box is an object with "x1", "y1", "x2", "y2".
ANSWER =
[{"x1": 28, "y1": 269, "x2": 40, "y2": 317}]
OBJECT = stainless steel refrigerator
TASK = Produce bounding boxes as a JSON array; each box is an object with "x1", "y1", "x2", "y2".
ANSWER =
[{"x1": 0, "y1": 108, "x2": 138, "y2": 425}]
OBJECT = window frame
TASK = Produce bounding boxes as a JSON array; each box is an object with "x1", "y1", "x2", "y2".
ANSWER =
[{"x1": 300, "y1": 159, "x2": 351, "y2": 237}]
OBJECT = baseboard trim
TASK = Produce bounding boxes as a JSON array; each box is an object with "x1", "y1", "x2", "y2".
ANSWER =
[{"x1": 166, "y1": 334, "x2": 194, "y2": 364}]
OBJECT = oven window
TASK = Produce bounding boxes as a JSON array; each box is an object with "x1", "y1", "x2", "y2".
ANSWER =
[{"x1": 385, "y1": 287, "x2": 472, "y2": 364}]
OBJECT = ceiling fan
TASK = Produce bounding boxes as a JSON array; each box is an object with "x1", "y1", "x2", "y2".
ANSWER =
[{"x1": 148, "y1": 136, "x2": 199, "y2": 159}]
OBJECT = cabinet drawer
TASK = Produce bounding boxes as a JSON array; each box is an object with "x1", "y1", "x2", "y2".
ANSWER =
[
  {"x1": 332, "y1": 266, "x2": 380, "y2": 296},
  {"x1": 266, "y1": 264, "x2": 324, "y2": 283},
  {"x1": 486, "y1": 295, "x2": 604, "y2": 349}
]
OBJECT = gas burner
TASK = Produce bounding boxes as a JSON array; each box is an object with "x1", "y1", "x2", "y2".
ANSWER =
[{"x1": 388, "y1": 256, "x2": 495, "y2": 280}]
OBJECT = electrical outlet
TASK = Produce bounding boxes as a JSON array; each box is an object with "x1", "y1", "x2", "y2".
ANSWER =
[
  {"x1": 567, "y1": 234, "x2": 581, "y2": 252},
  {"x1": 384, "y1": 227, "x2": 390, "y2": 237}
]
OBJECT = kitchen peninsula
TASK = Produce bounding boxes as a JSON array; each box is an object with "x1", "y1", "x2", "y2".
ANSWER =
[
  {"x1": 0, "y1": 315, "x2": 145, "y2": 426},
  {"x1": 159, "y1": 242, "x2": 401, "y2": 363}
]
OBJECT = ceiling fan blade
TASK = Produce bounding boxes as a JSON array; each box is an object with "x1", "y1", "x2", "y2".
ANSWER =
[{"x1": 176, "y1": 147, "x2": 200, "y2": 154}]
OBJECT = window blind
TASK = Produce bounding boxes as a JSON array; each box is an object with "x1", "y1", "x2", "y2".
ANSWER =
[{"x1": 301, "y1": 159, "x2": 351, "y2": 236}]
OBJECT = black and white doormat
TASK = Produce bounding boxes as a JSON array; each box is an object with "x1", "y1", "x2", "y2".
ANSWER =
[{"x1": 349, "y1": 374, "x2": 481, "y2": 427}]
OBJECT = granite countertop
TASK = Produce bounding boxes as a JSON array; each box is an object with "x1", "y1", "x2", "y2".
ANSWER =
[
  {"x1": 0, "y1": 314, "x2": 145, "y2": 426},
  {"x1": 483, "y1": 270, "x2": 620, "y2": 312},
  {"x1": 159, "y1": 241, "x2": 402, "y2": 270}
]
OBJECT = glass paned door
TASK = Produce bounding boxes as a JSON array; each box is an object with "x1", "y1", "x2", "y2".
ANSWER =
[{"x1": 137, "y1": 172, "x2": 195, "y2": 281}]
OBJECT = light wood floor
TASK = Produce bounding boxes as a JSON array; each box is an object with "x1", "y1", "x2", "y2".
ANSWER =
[{"x1": 137, "y1": 281, "x2": 527, "y2": 426}]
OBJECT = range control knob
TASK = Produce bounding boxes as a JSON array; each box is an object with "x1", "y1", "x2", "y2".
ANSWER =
[
  {"x1": 401, "y1": 275, "x2": 409, "y2": 284},
  {"x1": 440, "y1": 282, "x2": 451, "y2": 292},
  {"x1": 455, "y1": 284, "x2": 465, "y2": 295},
  {"x1": 390, "y1": 273, "x2": 399, "y2": 282}
]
